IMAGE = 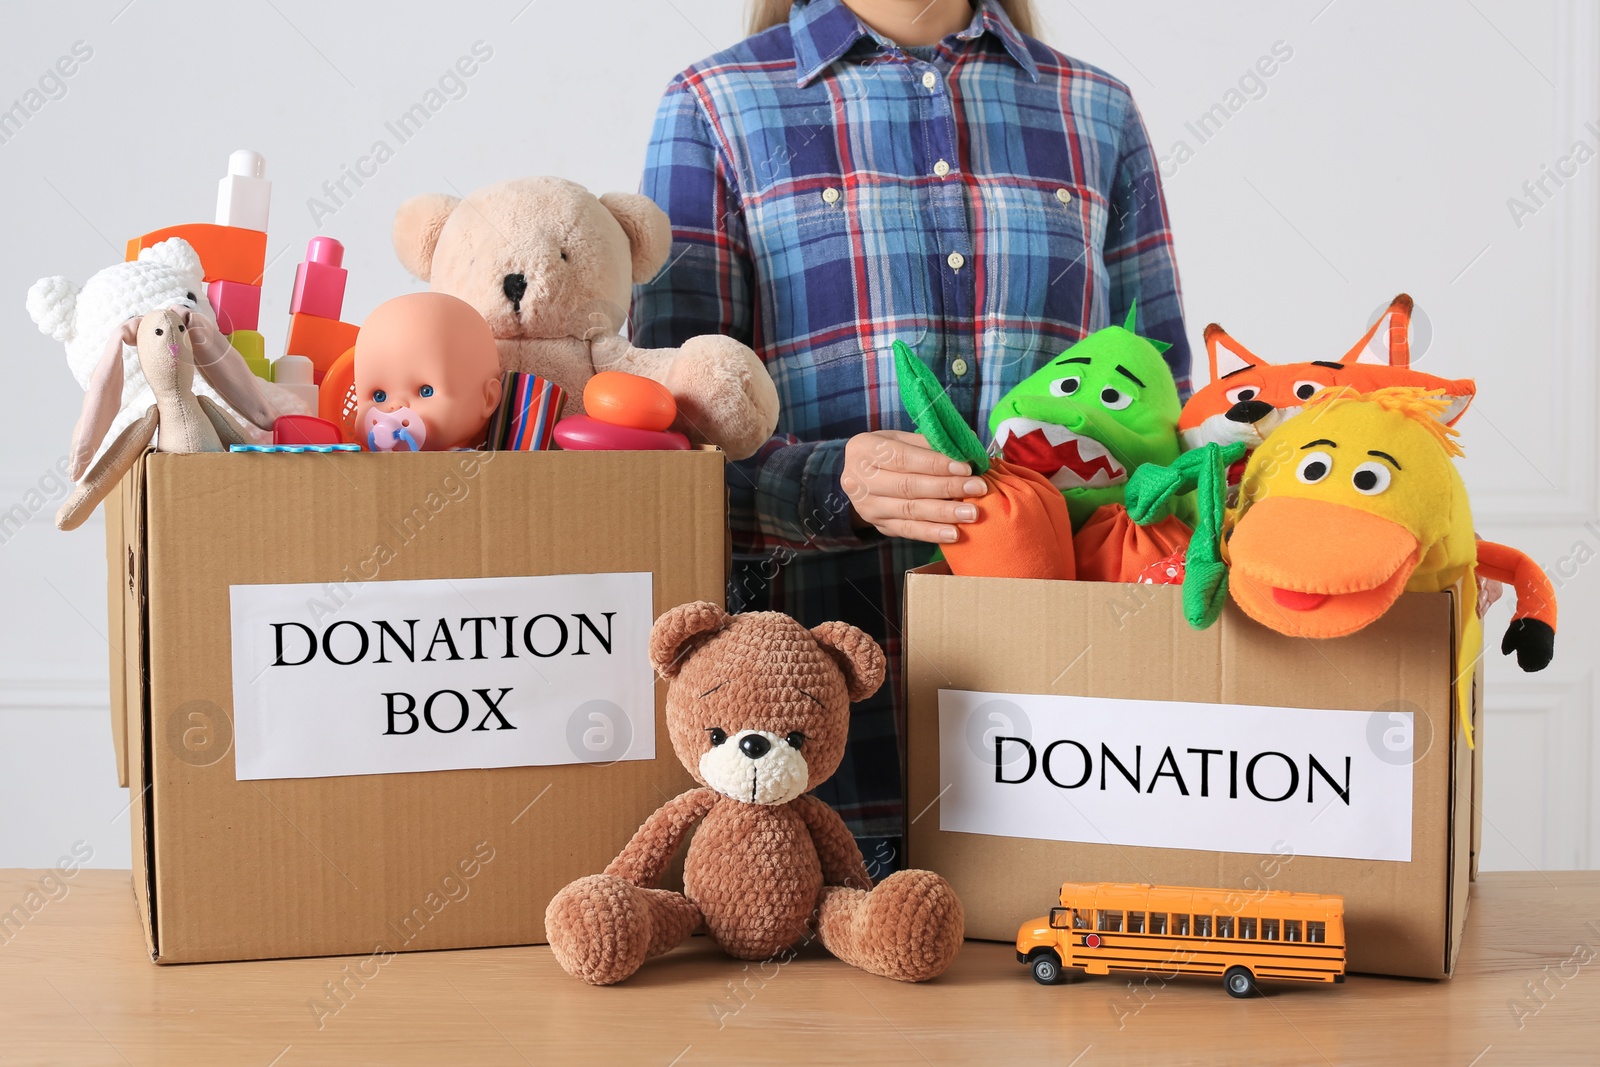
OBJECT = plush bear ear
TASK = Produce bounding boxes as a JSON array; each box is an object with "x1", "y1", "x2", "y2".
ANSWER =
[
  {"x1": 26, "y1": 275, "x2": 80, "y2": 342},
  {"x1": 809, "y1": 621, "x2": 887, "y2": 702},
  {"x1": 650, "y1": 601, "x2": 729, "y2": 678},
  {"x1": 598, "y1": 192, "x2": 672, "y2": 284},
  {"x1": 393, "y1": 193, "x2": 461, "y2": 282}
]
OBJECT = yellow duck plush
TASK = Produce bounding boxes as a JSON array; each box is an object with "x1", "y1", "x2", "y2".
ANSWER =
[{"x1": 1221, "y1": 387, "x2": 1556, "y2": 742}]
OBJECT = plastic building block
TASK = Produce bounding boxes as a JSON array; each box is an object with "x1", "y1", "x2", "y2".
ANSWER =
[
  {"x1": 228, "y1": 329, "x2": 271, "y2": 380},
  {"x1": 290, "y1": 237, "x2": 348, "y2": 320},
  {"x1": 127, "y1": 223, "x2": 267, "y2": 285},
  {"x1": 271, "y1": 355, "x2": 321, "y2": 411},
  {"x1": 286, "y1": 313, "x2": 359, "y2": 378},
  {"x1": 208, "y1": 279, "x2": 261, "y2": 333},
  {"x1": 215, "y1": 149, "x2": 271, "y2": 231},
  {"x1": 273, "y1": 414, "x2": 345, "y2": 446}
]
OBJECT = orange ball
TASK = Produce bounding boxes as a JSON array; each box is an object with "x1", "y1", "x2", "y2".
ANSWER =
[{"x1": 583, "y1": 371, "x2": 677, "y2": 431}]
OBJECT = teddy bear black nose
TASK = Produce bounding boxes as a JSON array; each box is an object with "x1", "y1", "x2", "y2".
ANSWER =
[
  {"x1": 502, "y1": 273, "x2": 528, "y2": 309},
  {"x1": 738, "y1": 734, "x2": 771, "y2": 760}
]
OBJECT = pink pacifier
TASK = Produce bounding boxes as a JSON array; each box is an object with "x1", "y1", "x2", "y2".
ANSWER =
[{"x1": 365, "y1": 406, "x2": 427, "y2": 452}]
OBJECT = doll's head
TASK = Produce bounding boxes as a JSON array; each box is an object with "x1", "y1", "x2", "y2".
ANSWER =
[
  {"x1": 355, "y1": 292, "x2": 503, "y2": 451},
  {"x1": 648, "y1": 603, "x2": 885, "y2": 805}
]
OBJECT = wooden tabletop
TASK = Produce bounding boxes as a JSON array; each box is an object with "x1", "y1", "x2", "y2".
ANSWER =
[{"x1": 1, "y1": 870, "x2": 1595, "y2": 1066}]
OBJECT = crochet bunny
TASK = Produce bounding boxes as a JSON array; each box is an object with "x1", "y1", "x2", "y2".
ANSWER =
[
  {"x1": 27, "y1": 238, "x2": 309, "y2": 466},
  {"x1": 55, "y1": 307, "x2": 277, "y2": 531}
]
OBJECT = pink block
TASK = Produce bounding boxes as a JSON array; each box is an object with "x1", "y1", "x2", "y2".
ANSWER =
[
  {"x1": 207, "y1": 279, "x2": 261, "y2": 333},
  {"x1": 290, "y1": 236, "x2": 348, "y2": 319}
]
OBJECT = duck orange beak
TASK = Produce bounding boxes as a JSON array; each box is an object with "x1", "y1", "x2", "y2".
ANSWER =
[{"x1": 1227, "y1": 496, "x2": 1421, "y2": 638}]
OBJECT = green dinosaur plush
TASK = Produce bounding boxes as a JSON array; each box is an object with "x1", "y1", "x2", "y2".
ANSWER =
[{"x1": 989, "y1": 305, "x2": 1186, "y2": 530}]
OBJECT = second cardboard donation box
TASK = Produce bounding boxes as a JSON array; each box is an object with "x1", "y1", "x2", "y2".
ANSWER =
[{"x1": 905, "y1": 563, "x2": 1480, "y2": 980}]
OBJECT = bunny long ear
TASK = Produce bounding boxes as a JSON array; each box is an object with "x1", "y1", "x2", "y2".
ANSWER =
[
  {"x1": 68, "y1": 318, "x2": 138, "y2": 480},
  {"x1": 179, "y1": 308, "x2": 279, "y2": 430}
]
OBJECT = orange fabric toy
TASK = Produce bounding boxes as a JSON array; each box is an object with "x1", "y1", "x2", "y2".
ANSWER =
[
  {"x1": 894, "y1": 340, "x2": 1074, "y2": 579},
  {"x1": 544, "y1": 603, "x2": 965, "y2": 985}
]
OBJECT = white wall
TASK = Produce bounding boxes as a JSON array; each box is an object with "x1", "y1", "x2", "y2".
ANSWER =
[{"x1": 0, "y1": 0, "x2": 1593, "y2": 870}]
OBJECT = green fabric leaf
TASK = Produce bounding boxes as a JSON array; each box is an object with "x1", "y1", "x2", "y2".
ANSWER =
[{"x1": 893, "y1": 340, "x2": 989, "y2": 473}]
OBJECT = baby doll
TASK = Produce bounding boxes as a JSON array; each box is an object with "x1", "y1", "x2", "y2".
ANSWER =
[{"x1": 354, "y1": 293, "x2": 503, "y2": 452}]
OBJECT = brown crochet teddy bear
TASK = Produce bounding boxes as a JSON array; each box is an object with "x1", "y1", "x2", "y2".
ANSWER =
[{"x1": 544, "y1": 602, "x2": 964, "y2": 985}]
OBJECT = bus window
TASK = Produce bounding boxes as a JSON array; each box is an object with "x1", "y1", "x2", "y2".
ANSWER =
[
  {"x1": 1194, "y1": 915, "x2": 1212, "y2": 937},
  {"x1": 1238, "y1": 917, "x2": 1257, "y2": 940},
  {"x1": 1049, "y1": 907, "x2": 1070, "y2": 929},
  {"x1": 1097, "y1": 910, "x2": 1123, "y2": 932},
  {"x1": 1149, "y1": 912, "x2": 1167, "y2": 935},
  {"x1": 1262, "y1": 919, "x2": 1279, "y2": 941},
  {"x1": 1307, "y1": 921, "x2": 1326, "y2": 943},
  {"x1": 1128, "y1": 911, "x2": 1145, "y2": 934},
  {"x1": 1285, "y1": 920, "x2": 1301, "y2": 943},
  {"x1": 1172, "y1": 913, "x2": 1190, "y2": 936},
  {"x1": 1216, "y1": 915, "x2": 1234, "y2": 938},
  {"x1": 1074, "y1": 910, "x2": 1091, "y2": 930}
]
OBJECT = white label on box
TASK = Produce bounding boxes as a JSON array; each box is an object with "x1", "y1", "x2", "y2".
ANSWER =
[
  {"x1": 938, "y1": 689, "x2": 1414, "y2": 862},
  {"x1": 229, "y1": 572, "x2": 655, "y2": 781}
]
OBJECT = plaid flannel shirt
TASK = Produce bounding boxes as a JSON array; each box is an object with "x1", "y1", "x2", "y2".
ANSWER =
[{"x1": 632, "y1": 0, "x2": 1189, "y2": 841}]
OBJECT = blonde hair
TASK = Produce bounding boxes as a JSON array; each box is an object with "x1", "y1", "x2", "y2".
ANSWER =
[
  {"x1": 747, "y1": 0, "x2": 1038, "y2": 39},
  {"x1": 1305, "y1": 386, "x2": 1465, "y2": 458}
]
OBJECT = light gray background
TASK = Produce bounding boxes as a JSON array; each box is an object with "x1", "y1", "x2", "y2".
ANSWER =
[{"x1": 1, "y1": 0, "x2": 1594, "y2": 872}]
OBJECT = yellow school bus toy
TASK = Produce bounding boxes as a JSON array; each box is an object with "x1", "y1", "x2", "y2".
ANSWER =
[{"x1": 1016, "y1": 881, "x2": 1346, "y2": 997}]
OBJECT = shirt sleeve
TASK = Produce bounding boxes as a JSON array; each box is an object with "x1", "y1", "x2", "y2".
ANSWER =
[
  {"x1": 632, "y1": 77, "x2": 877, "y2": 555},
  {"x1": 1102, "y1": 95, "x2": 1193, "y2": 401}
]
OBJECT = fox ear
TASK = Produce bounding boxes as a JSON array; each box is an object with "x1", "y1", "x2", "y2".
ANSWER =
[
  {"x1": 1203, "y1": 324, "x2": 1265, "y2": 382},
  {"x1": 1437, "y1": 378, "x2": 1476, "y2": 426},
  {"x1": 1342, "y1": 294, "x2": 1414, "y2": 368}
]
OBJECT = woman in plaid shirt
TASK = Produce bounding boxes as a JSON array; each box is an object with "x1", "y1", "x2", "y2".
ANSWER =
[{"x1": 632, "y1": 0, "x2": 1190, "y2": 868}]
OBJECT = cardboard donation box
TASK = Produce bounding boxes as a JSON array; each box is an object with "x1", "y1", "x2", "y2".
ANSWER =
[
  {"x1": 905, "y1": 563, "x2": 1482, "y2": 980},
  {"x1": 103, "y1": 449, "x2": 726, "y2": 964}
]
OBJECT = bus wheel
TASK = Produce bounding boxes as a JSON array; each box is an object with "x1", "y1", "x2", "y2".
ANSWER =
[
  {"x1": 1224, "y1": 966, "x2": 1258, "y2": 998},
  {"x1": 1030, "y1": 953, "x2": 1064, "y2": 986}
]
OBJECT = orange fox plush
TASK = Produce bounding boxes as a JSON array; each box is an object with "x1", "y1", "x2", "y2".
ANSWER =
[{"x1": 1179, "y1": 294, "x2": 1475, "y2": 490}]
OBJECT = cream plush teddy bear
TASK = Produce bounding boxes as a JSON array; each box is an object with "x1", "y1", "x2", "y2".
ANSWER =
[
  {"x1": 392, "y1": 177, "x2": 779, "y2": 460},
  {"x1": 27, "y1": 238, "x2": 308, "y2": 466}
]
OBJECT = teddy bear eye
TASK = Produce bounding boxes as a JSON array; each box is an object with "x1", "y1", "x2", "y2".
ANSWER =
[
  {"x1": 185, "y1": 291, "x2": 196, "y2": 302},
  {"x1": 785, "y1": 731, "x2": 805, "y2": 750},
  {"x1": 154, "y1": 328, "x2": 163, "y2": 336},
  {"x1": 707, "y1": 727, "x2": 727, "y2": 746}
]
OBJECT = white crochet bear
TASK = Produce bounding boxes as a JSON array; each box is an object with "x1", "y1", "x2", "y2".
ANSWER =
[{"x1": 26, "y1": 238, "x2": 308, "y2": 464}]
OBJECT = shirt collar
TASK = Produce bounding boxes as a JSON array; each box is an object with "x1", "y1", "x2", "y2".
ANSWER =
[{"x1": 792, "y1": 0, "x2": 1040, "y2": 87}]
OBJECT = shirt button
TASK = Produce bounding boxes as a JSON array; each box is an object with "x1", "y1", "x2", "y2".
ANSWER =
[
  {"x1": 933, "y1": 159, "x2": 951, "y2": 177},
  {"x1": 921, "y1": 70, "x2": 938, "y2": 90},
  {"x1": 946, "y1": 251, "x2": 965, "y2": 270},
  {"x1": 951, "y1": 358, "x2": 969, "y2": 377},
  {"x1": 1056, "y1": 188, "x2": 1073, "y2": 205},
  {"x1": 822, "y1": 187, "x2": 840, "y2": 204}
]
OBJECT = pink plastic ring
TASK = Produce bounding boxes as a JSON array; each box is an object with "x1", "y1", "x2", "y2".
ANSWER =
[{"x1": 552, "y1": 414, "x2": 691, "y2": 452}]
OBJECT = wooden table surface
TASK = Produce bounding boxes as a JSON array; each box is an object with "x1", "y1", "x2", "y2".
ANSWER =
[{"x1": 1, "y1": 870, "x2": 1596, "y2": 1066}]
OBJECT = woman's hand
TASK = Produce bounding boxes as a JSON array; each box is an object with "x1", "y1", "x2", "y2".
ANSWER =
[{"x1": 841, "y1": 430, "x2": 988, "y2": 544}]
